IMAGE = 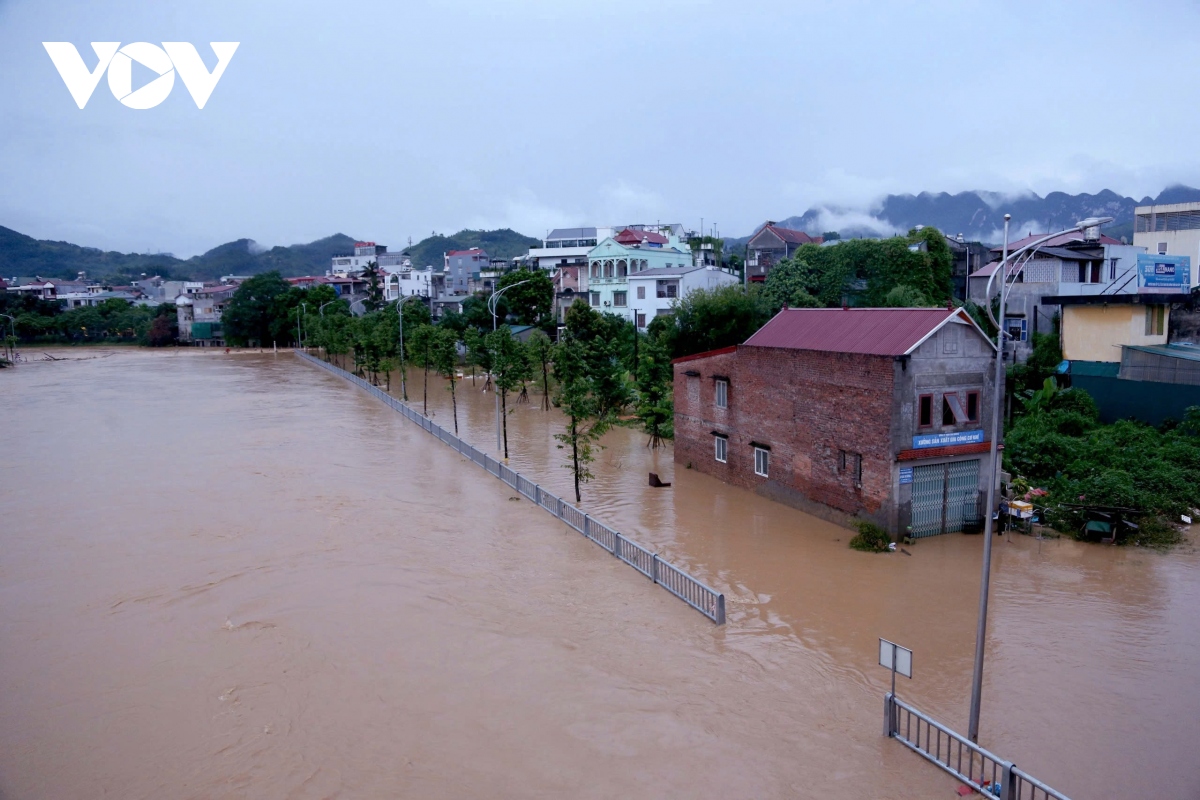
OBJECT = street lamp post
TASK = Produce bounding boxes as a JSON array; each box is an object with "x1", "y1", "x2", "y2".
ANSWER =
[
  {"x1": 488, "y1": 279, "x2": 531, "y2": 456},
  {"x1": 396, "y1": 293, "x2": 424, "y2": 403},
  {"x1": 967, "y1": 213, "x2": 1113, "y2": 743}
]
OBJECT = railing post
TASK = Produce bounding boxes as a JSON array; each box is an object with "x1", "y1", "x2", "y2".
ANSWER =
[
  {"x1": 884, "y1": 692, "x2": 894, "y2": 737},
  {"x1": 583, "y1": 514, "x2": 590, "y2": 538},
  {"x1": 1001, "y1": 763, "x2": 1016, "y2": 800},
  {"x1": 556, "y1": 497, "x2": 563, "y2": 519},
  {"x1": 613, "y1": 532, "x2": 621, "y2": 558},
  {"x1": 715, "y1": 593, "x2": 726, "y2": 625},
  {"x1": 534, "y1": 485, "x2": 541, "y2": 506},
  {"x1": 652, "y1": 554, "x2": 659, "y2": 584}
]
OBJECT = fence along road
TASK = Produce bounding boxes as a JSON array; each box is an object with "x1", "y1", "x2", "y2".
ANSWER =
[
  {"x1": 885, "y1": 693, "x2": 1073, "y2": 800},
  {"x1": 295, "y1": 351, "x2": 726, "y2": 625}
]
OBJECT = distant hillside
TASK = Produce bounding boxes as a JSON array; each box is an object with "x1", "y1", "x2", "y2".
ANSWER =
[
  {"x1": 754, "y1": 185, "x2": 1200, "y2": 245},
  {"x1": 183, "y1": 234, "x2": 359, "y2": 281},
  {"x1": 0, "y1": 225, "x2": 542, "y2": 283},
  {"x1": 404, "y1": 229, "x2": 540, "y2": 269},
  {"x1": 0, "y1": 226, "x2": 361, "y2": 283}
]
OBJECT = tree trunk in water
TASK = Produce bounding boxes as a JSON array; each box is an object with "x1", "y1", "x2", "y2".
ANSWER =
[
  {"x1": 423, "y1": 363, "x2": 429, "y2": 415},
  {"x1": 385, "y1": 370, "x2": 390, "y2": 391},
  {"x1": 571, "y1": 415, "x2": 581, "y2": 503},
  {"x1": 541, "y1": 359, "x2": 550, "y2": 411},
  {"x1": 501, "y1": 390, "x2": 509, "y2": 460},
  {"x1": 450, "y1": 377, "x2": 458, "y2": 435}
]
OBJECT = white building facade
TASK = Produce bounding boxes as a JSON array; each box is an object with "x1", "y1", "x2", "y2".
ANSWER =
[
  {"x1": 1134, "y1": 202, "x2": 1200, "y2": 288},
  {"x1": 627, "y1": 265, "x2": 739, "y2": 330}
]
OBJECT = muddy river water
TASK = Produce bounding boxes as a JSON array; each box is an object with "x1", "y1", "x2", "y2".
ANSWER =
[{"x1": 2, "y1": 349, "x2": 1198, "y2": 799}]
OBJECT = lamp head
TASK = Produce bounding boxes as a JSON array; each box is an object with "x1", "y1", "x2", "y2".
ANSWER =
[{"x1": 1077, "y1": 216, "x2": 1114, "y2": 241}]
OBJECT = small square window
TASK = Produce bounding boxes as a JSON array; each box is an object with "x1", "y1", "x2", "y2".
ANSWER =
[
  {"x1": 613, "y1": 291, "x2": 627, "y2": 308},
  {"x1": 754, "y1": 447, "x2": 770, "y2": 477},
  {"x1": 636, "y1": 285, "x2": 646, "y2": 300},
  {"x1": 715, "y1": 379, "x2": 728, "y2": 409},
  {"x1": 1158, "y1": 242, "x2": 1168, "y2": 255},
  {"x1": 714, "y1": 436, "x2": 727, "y2": 463}
]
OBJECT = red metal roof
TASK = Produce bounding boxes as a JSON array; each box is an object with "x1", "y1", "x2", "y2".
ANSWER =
[
  {"x1": 743, "y1": 307, "x2": 968, "y2": 356},
  {"x1": 615, "y1": 228, "x2": 668, "y2": 245},
  {"x1": 448, "y1": 248, "x2": 485, "y2": 256},
  {"x1": 764, "y1": 225, "x2": 820, "y2": 245},
  {"x1": 671, "y1": 345, "x2": 738, "y2": 365}
]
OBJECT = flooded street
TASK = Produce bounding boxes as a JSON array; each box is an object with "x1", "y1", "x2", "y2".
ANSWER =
[{"x1": 2, "y1": 350, "x2": 1198, "y2": 798}]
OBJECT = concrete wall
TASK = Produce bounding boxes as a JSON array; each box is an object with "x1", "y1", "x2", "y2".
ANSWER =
[{"x1": 1062, "y1": 305, "x2": 1169, "y2": 362}]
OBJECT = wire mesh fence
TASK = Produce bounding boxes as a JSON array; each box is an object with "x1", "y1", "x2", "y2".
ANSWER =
[{"x1": 296, "y1": 351, "x2": 726, "y2": 625}]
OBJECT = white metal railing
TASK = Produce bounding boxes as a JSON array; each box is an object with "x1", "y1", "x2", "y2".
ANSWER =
[
  {"x1": 885, "y1": 694, "x2": 1072, "y2": 800},
  {"x1": 295, "y1": 351, "x2": 726, "y2": 625}
]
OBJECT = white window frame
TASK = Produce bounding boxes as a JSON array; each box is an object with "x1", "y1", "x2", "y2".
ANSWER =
[
  {"x1": 715, "y1": 379, "x2": 728, "y2": 409},
  {"x1": 714, "y1": 435, "x2": 727, "y2": 463},
  {"x1": 754, "y1": 447, "x2": 769, "y2": 477}
]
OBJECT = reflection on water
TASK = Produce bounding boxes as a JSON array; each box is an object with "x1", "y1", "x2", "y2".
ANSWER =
[{"x1": 0, "y1": 349, "x2": 1196, "y2": 799}]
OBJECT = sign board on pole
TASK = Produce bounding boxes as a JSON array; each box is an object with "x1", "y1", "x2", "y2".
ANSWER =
[
  {"x1": 1137, "y1": 254, "x2": 1191, "y2": 293},
  {"x1": 879, "y1": 638, "x2": 913, "y2": 678}
]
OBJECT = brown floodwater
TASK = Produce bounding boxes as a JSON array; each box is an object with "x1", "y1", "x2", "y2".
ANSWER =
[{"x1": 2, "y1": 349, "x2": 1198, "y2": 799}]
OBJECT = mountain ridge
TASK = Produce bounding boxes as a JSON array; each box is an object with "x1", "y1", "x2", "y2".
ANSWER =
[{"x1": 765, "y1": 184, "x2": 1200, "y2": 245}]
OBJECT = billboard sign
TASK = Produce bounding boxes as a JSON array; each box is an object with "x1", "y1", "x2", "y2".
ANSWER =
[
  {"x1": 912, "y1": 429, "x2": 985, "y2": 449},
  {"x1": 1137, "y1": 254, "x2": 1191, "y2": 293}
]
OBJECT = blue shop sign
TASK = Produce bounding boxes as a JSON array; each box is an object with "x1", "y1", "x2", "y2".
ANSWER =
[
  {"x1": 1137, "y1": 254, "x2": 1191, "y2": 291},
  {"x1": 912, "y1": 429, "x2": 985, "y2": 449},
  {"x1": 899, "y1": 467, "x2": 914, "y2": 485}
]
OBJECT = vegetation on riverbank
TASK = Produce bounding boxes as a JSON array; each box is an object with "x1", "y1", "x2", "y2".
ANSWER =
[{"x1": 0, "y1": 291, "x2": 178, "y2": 345}]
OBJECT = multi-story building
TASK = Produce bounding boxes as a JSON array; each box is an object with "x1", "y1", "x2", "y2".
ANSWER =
[
  {"x1": 445, "y1": 248, "x2": 488, "y2": 295},
  {"x1": 1134, "y1": 202, "x2": 1200, "y2": 286},
  {"x1": 967, "y1": 230, "x2": 1144, "y2": 361},
  {"x1": 584, "y1": 230, "x2": 694, "y2": 320},
  {"x1": 673, "y1": 307, "x2": 999, "y2": 537},
  {"x1": 527, "y1": 228, "x2": 612, "y2": 274},
  {"x1": 627, "y1": 265, "x2": 739, "y2": 330},
  {"x1": 744, "y1": 223, "x2": 823, "y2": 282},
  {"x1": 384, "y1": 267, "x2": 434, "y2": 301},
  {"x1": 330, "y1": 242, "x2": 388, "y2": 276},
  {"x1": 176, "y1": 284, "x2": 236, "y2": 346}
]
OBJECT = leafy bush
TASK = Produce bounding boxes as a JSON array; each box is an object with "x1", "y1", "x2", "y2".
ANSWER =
[{"x1": 849, "y1": 521, "x2": 891, "y2": 552}]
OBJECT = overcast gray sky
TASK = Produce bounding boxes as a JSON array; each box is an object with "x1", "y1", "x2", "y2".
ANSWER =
[{"x1": 1, "y1": 0, "x2": 1198, "y2": 257}]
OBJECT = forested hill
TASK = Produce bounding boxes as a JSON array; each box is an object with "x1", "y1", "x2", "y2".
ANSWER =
[
  {"x1": 403, "y1": 229, "x2": 541, "y2": 268},
  {"x1": 0, "y1": 226, "x2": 361, "y2": 283},
  {"x1": 0, "y1": 226, "x2": 540, "y2": 283}
]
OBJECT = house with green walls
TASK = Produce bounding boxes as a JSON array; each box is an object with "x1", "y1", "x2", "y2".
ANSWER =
[{"x1": 585, "y1": 228, "x2": 694, "y2": 321}]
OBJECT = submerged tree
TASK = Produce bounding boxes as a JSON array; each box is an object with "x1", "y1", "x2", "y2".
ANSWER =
[
  {"x1": 526, "y1": 329, "x2": 554, "y2": 411},
  {"x1": 406, "y1": 323, "x2": 436, "y2": 415},
  {"x1": 486, "y1": 326, "x2": 530, "y2": 459},
  {"x1": 635, "y1": 334, "x2": 674, "y2": 447},
  {"x1": 552, "y1": 333, "x2": 613, "y2": 502},
  {"x1": 430, "y1": 327, "x2": 461, "y2": 434}
]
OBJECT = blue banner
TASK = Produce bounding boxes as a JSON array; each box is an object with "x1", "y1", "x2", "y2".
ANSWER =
[
  {"x1": 1137, "y1": 254, "x2": 1191, "y2": 292},
  {"x1": 899, "y1": 467, "x2": 913, "y2": 485},
  {"x1": 912, "y1": 429, "x2": 985, "y2": 449}
]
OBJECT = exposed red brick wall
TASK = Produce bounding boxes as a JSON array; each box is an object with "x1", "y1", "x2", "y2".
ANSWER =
[{"x1": 674, "y1": 345, "x2": 895, "y2": 525}]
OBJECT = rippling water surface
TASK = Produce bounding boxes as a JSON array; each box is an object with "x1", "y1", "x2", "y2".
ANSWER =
[{"x1": 1, "y1": 349, "x2": 1197, "y2": 799}]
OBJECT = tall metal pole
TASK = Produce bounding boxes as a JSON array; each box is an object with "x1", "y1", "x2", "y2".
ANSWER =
[
  {"x1": 398, "y1": 295, "x2": 409, "y2": 402},
  {"x1": 488, "y1": 279, "x2": 531, "y2": 457},
  {"x1": 968, "y1": 214, "x2": 1009, "y2": 743}
]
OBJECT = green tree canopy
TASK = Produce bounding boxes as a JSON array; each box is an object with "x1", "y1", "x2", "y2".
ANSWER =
[
  {"x1": 497, "y1": 268, "x2": 554, "y2": 327},
  {"x1": 222, "y1": 272, "x2": 291, "y2": 346}
]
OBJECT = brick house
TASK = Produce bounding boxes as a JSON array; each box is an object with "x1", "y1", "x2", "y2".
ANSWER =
[{"x1": 673, "y1": 307, "x2": 1000, "y2": 537}]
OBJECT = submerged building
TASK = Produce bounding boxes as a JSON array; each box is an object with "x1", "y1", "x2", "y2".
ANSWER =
[{"x1": 673, "y1": 307, "x2": 1000, "y2": 538}]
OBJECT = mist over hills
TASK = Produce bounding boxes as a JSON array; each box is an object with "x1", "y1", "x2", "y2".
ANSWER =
[
  {"x1": 765, "y1": 185, "x2": 1200, "y2": 245},
  {"x1": 6, "y1": 185, "x2": 1200, "y2": 282}
]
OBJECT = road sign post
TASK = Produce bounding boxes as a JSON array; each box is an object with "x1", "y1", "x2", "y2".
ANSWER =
[{"x1": 879, "y1": 638, "x2": 913, "y2": 736}]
